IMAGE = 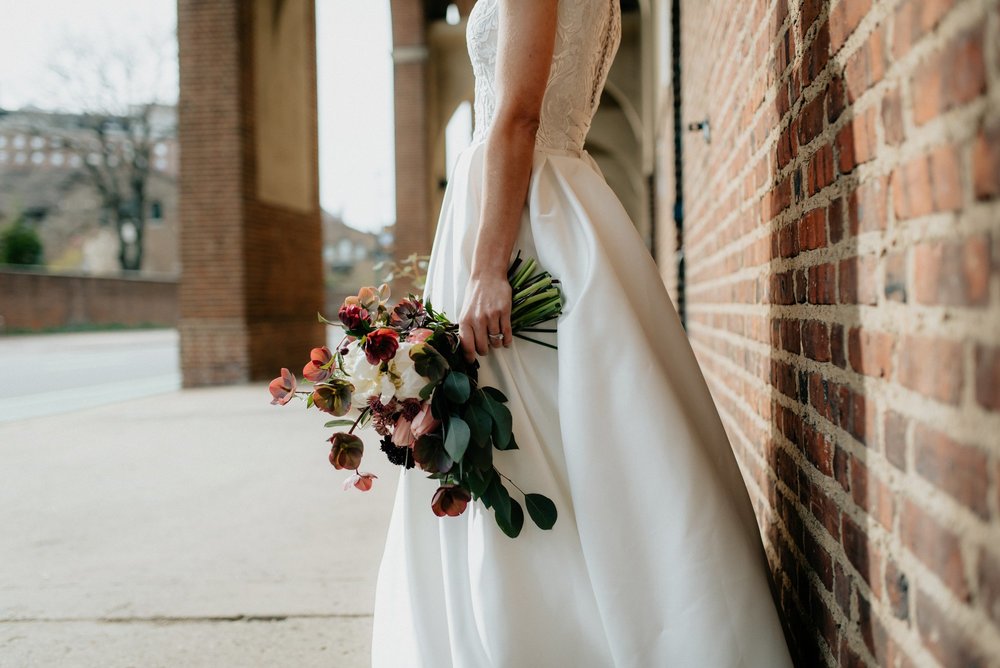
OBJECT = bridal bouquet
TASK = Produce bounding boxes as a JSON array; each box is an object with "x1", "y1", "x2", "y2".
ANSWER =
[{"x1": 268, "y1": 252, "x2": 561, "y2": 538}]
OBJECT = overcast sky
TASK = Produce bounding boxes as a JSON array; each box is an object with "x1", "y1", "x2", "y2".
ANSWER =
[{"x1": 0, "y1": 0, "x2": 396, "y2": 233}]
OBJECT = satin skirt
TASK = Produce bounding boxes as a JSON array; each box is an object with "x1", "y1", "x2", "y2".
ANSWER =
[{"x1": 370, "y1": 140, "x2": 793, "y2": 668}]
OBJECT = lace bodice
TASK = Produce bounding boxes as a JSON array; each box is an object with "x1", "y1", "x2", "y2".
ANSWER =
[{"x1": 467, "y1": 0, "x2": 622, "y2": 153}]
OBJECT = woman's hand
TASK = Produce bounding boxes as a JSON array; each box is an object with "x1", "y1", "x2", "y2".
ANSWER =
[{"x1": 458, "y1": 272, "x2": 514, "y2": 362}]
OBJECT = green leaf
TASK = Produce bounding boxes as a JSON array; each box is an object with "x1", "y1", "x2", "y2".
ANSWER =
[
  {"x1": 305, "y1": 393, "x2": 315, "y2": 409},
  {"x1": 481, "y1": 386, "x2": 508, "y2": 403},
  {"x1": 524, "y1": 493, "x2": 558, "y2": 530},
  {"x1": 495, "y1": 498, "x2": 524, "y2": 538},
  {"x1": 442, "y1": 371, "x2": 471, "y2": 403},
  {"x1": 464, "y1": 403, "x2": 491, "y2": 448},
  {"x1": 482, "y1": 395, "x2": 513, "y2": 450},
  {"x1": 483, "y1": 475, "x2": 511, "y2": 525},
  {"x1": 410, "y1": 342, "x2": 449, "y2": 384},
  {"x1": 444, "y1": 415, "x2": 471, "y2": 462},
  {"x1": 324, "y1": 419, "x2": 355, "y2": 428},
  {"x1": 465, "y1": 468, "x2": 491, "y2": 498}
]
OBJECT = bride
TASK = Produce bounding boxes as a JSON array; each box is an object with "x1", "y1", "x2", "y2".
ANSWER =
[{"x1": 371, "y1": 0, "x2": 794, "y2": 666}]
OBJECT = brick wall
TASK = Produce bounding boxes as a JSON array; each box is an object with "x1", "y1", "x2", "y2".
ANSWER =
[
  {"x1": 0, "y1": 269, "x2": 177, "y2": 331},
  {"x1": 662, "y1": 0, "x2": 1000, "y2": 664}
]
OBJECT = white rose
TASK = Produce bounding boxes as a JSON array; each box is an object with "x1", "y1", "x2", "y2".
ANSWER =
[{"x1": 390, "y1": 342, "x2": 430, "y2": 400}]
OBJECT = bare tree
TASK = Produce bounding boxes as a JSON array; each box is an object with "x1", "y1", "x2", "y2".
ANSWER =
[{"x1": 20, "y1": 27, "x2": 177, "y2": 271}]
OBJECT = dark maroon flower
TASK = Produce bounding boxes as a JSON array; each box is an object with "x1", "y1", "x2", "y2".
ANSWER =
[
  {"x1": 390, "y1": 297, "x2": 427, "y2": 330},
  {"x1": 338, "y1": 303, "x2": 371, "y2": 331},
  {"x1": 363, "y1": 327, "x2": 399, "y2": 365},
  {"x1": 328, "y1": 432, "x2": 364, "y2": 470},
  {"x1": 431, "y1": 485, "x2": 472, "y2": 517},
  {"x1": 312, "y1": 379, "x2": 354, "y2": 416}
]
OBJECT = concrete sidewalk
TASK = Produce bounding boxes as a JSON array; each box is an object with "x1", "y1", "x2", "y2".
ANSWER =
[{"x1": 0, "y1": 384, "x2": 398, "y2": 667}]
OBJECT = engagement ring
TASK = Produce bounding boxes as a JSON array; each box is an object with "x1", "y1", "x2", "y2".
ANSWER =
[{"x1": 489, "y1": 333, "x2": 504, "y2": 341}]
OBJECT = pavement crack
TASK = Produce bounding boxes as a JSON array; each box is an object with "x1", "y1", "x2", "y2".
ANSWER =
[{"x1": 0, "y1": 613, "x2": 372, "y2": 625}]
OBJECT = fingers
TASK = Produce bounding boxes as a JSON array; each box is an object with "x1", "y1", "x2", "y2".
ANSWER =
[
  {"x1": 458, "y1": 318, "x2": 477, "y2": 363},
  {"x1": 500, "y1": 311, "x2": 513, "y2": 348}
]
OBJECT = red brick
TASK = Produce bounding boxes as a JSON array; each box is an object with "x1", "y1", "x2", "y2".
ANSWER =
[
  {"x1": 807, "y1": 262, "x2": 837, "y2": 304},
  {"x1": 830, "y1": 323, "x2": 846, "y2": 368},
  {"x1": 808, "y1": 143, "x2": 835, "y2": 194},
  {"x1": 803, "y1": 423, "x2": 833, "y2": 476},
  {"x1": 849, "y1": 456, "x2": 895, "y2": 530},
  {"x1": 913, "y1": 234, "x2": 991, "y2": 307},
  {"x1": 892, "y1": 147, "x2": 961, "y2": 220},
  {"x1": 839, "y1": 254, "x2": 878, "y2": 305},
  {"x1": 842, "y1": 513, "x2": 881, "y2": 594},
  {"x1": 901, "y1": 500, "x2": 969, "y2": 600},
  {"x1": 978, "y1": 547, "x2": 1000, "y2": 627},
  {"x1": 897, "y1": 335, "x2": 964, "y2": 405},
  {"x1": 848, "y1": 176, "x2": 888, "y2": 234},
  {"x1": 916, "y1": 588, "x2": 987, "y2": 666},
  {"x1": 801, "y1": 19, "x2": 830, "y2": 87},
  {"x1": 844, "y1": 23, "x2": 886, "y2": 103},
  {"x1": 975, "y1": 344, "x2": 1000, "y2": 411},
  {"x1": 798, "y1": 94, "x2": 826, "y2": 146},
  {"x1": 913, "y1": 422, "x2": 989, "y2": 518},
  {"x1": 893, "y1": 0, "x2": 956, "y2": 59},
  {"x1": 829, "y1": 0, "x2": 872, "y2": 53},
  {"x1": 973, "y1": 121, "x2": 1000, "y2": 200},
  {"x1": 779, "y1": 317, "x2": 802, "y2": 354},
  {"x1": 912, "y1": 27, "x2": 986, "y2": 125},
  {"x1": 884, "y1": 558, "x2": 910, "y2": 620},
  {"x1": 848, "y1": 326, "x2": 894, "y2": 378},
  {"x1": 883, "y1": 410, "x2": 909, "y2": 470},
  {"x1": 797, "y1": 207, "x2": 827, "y2": 251},
  {"x1": 882, "y1": 87, "x2": 905, "y2": 146},
  {"x1": 802, "y1": 319, "x2": 831, "y2": 362},
  {"x1": 799, "y1": 0, "x2": 824, "y2": 39},
  {"x1": 836, "y1": 106, "x2": 878, "y2": 173},
  {"x1": 826, "y1": 74, "x2": 846, "y2": 124}
]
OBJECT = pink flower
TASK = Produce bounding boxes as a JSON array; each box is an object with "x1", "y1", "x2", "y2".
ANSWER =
[
  {"x1": 268, "y1": 368, "x2": 297, "y2": 405},
  {"x1": 431, "y1": 485, "x2": 472, "y2": 517},
  {"x1": 410, "y1": 402, "x2": 440, "y2": 439},
  {"x1": 342, "y1": 471, "x2": 377, "y2": 492},
  {"x1": 407, "y1": 327, "x2": 433, "y2": 344},
  {"x1": 363, "y1": 327, "x2": 400, "y2": 365},
  {"x1": 338, "y1": 303, "x2": 370, "y2": 331},
  {"x1": 303, "y1": 346, "x2": 333, "y2": 383},
  {"x1": 392, "y1": 416, "x2": 415, "y2": 447}
]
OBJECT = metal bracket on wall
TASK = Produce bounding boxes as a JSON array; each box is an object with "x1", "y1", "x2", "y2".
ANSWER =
[{"x1": 686, "y1": 117, "x2": 711, "y2": 144}]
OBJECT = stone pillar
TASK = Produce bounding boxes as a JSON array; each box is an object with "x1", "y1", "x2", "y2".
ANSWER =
[{"x1": 177, "y1": 0, "x2": 324, "y2": 386}]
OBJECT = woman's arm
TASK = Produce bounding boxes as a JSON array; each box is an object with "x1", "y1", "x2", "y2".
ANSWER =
[{"x1": 458, "y1": 0, "x2": 558, "y2": 363}]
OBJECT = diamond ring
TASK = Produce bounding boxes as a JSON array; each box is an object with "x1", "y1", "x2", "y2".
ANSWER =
[{"x1": 488, "y1": 333, "x2": 504, "y2": 341}]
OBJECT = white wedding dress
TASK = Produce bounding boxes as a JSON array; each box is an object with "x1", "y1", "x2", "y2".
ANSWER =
[{"x1": 371, "y1": 1, "x2": 793, "y2": 666}]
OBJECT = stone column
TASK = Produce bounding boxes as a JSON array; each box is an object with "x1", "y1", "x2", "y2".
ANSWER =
[{"x1": 177, "y1": 0, "x2": 324, "y2": 386}]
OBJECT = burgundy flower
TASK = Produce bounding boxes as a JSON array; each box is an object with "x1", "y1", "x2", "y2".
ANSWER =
[
  {"x1": 303, "y1": 346, "x2": 333, "y2": 383},
  {"x1": 390, "y1": 297, "x2": 427, "y2": 329},
  {"x1": 268, "y1": 368, "x2": 297, "y2": 405},
  {"x1": 410, "y1": 403, "x2": 440, "y2": 439},
  {"x1": 363, "y1": 327, "x2": 400, "y2": 365},
  {"x1": 392, "y1": 415, "x2": 415, "y2": 447},
  {"x1": 431, "y1": 485, "x2": 472, "y2": 517},
  {"x1": 328, "y1": 432, "x2": 364, "y2": 470},
  {"x1": 338, "y1": 303, "x2": 371, "y2": 332},
  {"x1": 342, "y1": 471, "x2": 377, "y2": 492}
]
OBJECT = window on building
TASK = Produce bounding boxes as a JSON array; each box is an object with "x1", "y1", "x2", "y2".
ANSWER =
[
  {"x1": 150, "y1": 200, "x2": 163, "y2": 223},
  {"x1": 30, "y1": 136, "x2": 45, "y2": 149},
  {"x1": 51, "y1": 152, "x2": 64, "y2": 166},
  {"x1": 13, "y1": 135, "x2": 26, "y2": 149},
  {"x1": 0, "y1": 136, "x2": 7, "y2": 148},
  {"x1": 0, "y1": 151, "x2": 7, "y2": 163},
  {"x1": 31, "y1": 152, "x2": 44, "y2": 165}
]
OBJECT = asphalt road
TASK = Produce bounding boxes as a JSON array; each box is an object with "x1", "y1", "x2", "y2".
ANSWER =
[{"x1": 0, "y1": 329, "x2": 182, "y2": 422}]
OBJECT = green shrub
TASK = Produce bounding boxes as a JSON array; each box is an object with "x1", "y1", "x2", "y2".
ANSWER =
[{"x1": 0, "y1": 219, "x2": 43, "y2": 266}]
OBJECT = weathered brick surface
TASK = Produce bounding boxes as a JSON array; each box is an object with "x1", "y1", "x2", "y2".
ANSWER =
[
  {"x1": 0, "y1": 270, "x2": 177, "y2": 331},
  {"x1": 665, "y1": 0, "x2": 1000, "y2": 664},
  {"x1": 177, "y1": 0, "x2": 324, "y2": 386}
]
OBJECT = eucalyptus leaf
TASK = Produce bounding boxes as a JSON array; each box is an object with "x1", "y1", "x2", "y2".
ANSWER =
[
  {"x1": 464, "y1": 403, "x2": 491, "y2": 447},
  {"x1": 481, "y1": 386, "x2": 508, "y2": 403},
  {"x1": 525, "y1": 493, "x2": 558, "y2": 530},
  {"x1": 324, "y1": 419, "x2": 355, "y2": 428},
  {"x1": 495, "y1": 498, "x2": 524, "y2": 538},
  {"x1": 482, "y1": 395, "x2": 513, "y2": 450},
  {"x1": 442, "y1": 371, "x2": 471, "y2": 403},
  {"x1": 484, "y1": 476, "x2": 511, "y2": 526},
  {"x1": 444, "y1": 415, "x2": 471, "y2": 462}
]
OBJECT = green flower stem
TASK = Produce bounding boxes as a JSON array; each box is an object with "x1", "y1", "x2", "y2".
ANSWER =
[{"x1": 513, "y1": 333, "x2": 557, "y2": 349}]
